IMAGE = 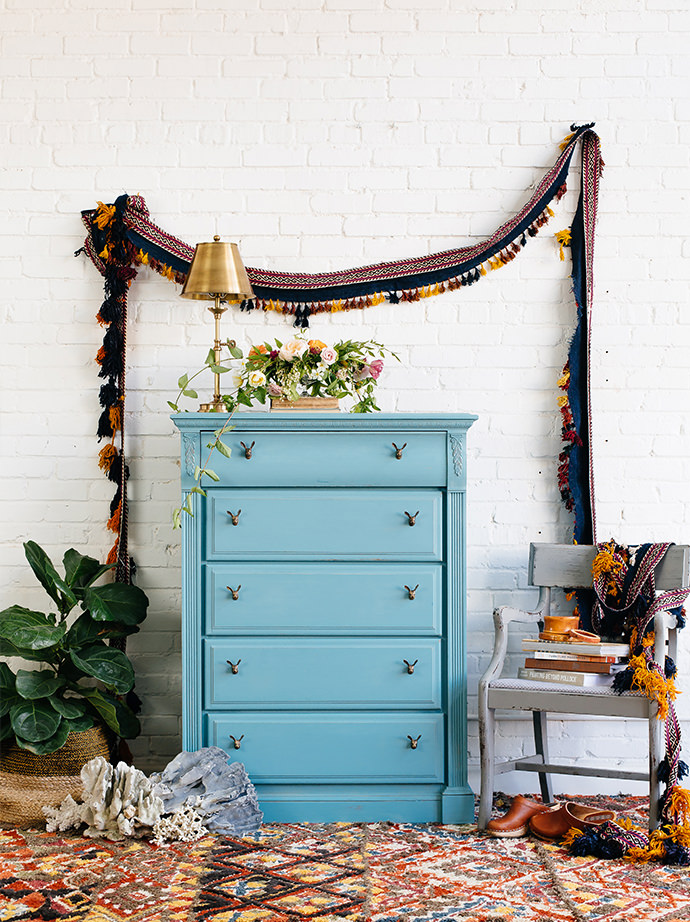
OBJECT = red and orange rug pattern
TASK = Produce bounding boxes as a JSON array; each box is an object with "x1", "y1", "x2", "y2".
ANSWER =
[{"x1": 2, "y1": 796, "x2": 690, "y2": 921}]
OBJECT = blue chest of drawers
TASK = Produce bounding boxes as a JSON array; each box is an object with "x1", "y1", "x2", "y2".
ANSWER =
[{"x1": 174, "y1": 412, "x2": 476, "y2": 823}]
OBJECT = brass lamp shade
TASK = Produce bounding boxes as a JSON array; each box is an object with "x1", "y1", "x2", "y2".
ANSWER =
[{"x1": 180, "y1": 236, "x2": 254, "y2": 302}]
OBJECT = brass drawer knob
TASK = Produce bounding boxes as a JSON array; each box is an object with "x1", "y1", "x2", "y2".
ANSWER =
[
  {"x1": 226, "y1": 585, "x2": 241, "y2": 600},
  {"x1": 403, "y1": 658, "x2": 418, "y2": 675},
  {"x1": 229, "y1": 734, "x2": 244, "y2": 750},
  {"x1": 392, "y1": 441, "x2": 407, "y2": 459},
  {"x1": 404, "y1": 510, "x2": 419, "y2": 526},
  {"x1": 407, "y1": 734, "x2": 422, "y2": 749},
  {"x1": 404, "y1": 584, "x2": 419, "y2": 600},
  {"x1": 227, "y1": 509, "x2": 242, "y2": 526},
  {"x1": 240, "y1": 440, "x2": 255, "y2": 459},
  {"x1": 226, "y1": 659, "x2": 242, "y2": 674}
]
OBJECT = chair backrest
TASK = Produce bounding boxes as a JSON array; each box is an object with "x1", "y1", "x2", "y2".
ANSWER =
[{"x1": 528, "y1": 543, "x2": 690, "y2": 590}]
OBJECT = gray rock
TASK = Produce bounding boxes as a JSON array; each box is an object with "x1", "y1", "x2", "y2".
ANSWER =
[{"x1": 150, "y1": 746, "x2": 263, "y2": 835}]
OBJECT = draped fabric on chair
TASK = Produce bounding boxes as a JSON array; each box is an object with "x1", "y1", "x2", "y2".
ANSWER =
[{"x1": 78, "y1": 124, "x2": 603, "y2": 576}]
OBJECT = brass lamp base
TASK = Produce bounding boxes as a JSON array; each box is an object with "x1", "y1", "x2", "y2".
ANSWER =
[{"x1": 199, "y1": 397, "x2": 228, "y2": 413}]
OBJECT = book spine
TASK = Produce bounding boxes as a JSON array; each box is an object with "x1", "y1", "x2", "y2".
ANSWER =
[
  {"x1": 524, "y1": 658, "x2": 620, "y2": 674},
  {"x1": 529, "y1": 651, "x2": 621, "y2": 664},
  {"x1": 519, "y1": 667, "x2": 590, "y2": 686}
]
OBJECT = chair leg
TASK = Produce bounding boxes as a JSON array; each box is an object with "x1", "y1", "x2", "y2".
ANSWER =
[
  {"x1": 532, "y1": 711, "x2": 553, "y2": 804},
  {"x1": 477, "y1": 689, "x2": 495, "y2": 830},
  {"x1": 649, "y1": 701, "x2": 663, "y2": 831}
]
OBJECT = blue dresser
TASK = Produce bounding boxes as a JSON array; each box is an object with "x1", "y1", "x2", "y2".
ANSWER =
[{"x1": 174, "y1": 412, "x2": 476, "y2": 823}]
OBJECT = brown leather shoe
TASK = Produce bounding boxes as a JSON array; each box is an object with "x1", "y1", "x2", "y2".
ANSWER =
[
  {"x1": 529, "y1": 802, "x2": 615, "y2": 841},
  {"x1": 486, "y1": 795, "x2": 559, "y2": 838}
]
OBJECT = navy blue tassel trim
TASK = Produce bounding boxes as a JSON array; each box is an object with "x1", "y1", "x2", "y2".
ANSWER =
[
  {"x1": 665, "y1": 656, "x2": 678, "y2": 679},
  {"x1": 612, "y1": 667, "x2": 635, "y2": 694}
]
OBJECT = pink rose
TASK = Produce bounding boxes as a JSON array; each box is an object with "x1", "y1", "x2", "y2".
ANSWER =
[
  {"x1": 278, "y1": 340, "x2": 309, "y2": 362},
  {"x1": 320, "y1": 346, "x2": 337, "y2": 365},
  {"x1": 368, "y1": 358, "x2": 384, "y2": 379},
  {"x1": 268, "y1": 381, "x2": 283, "y2": 396}
]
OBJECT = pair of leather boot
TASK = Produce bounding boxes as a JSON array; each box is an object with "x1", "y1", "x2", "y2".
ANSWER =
[{"x1": 485, "y1": 794, "x2": 615, "y2": 840}]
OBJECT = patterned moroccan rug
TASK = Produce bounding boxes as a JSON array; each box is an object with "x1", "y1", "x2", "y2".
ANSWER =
[{"x1": 2, "y1": 795, "x2": 690, "y2": 922}]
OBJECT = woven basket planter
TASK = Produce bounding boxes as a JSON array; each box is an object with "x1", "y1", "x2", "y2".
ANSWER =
[{"x1": 0, "y1": 725, "x2": 112, "y2": 828}]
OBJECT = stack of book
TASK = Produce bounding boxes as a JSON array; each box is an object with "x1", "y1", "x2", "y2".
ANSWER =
[{"x1": 518, "y1": 637, "x2": 630, "y2": 687}]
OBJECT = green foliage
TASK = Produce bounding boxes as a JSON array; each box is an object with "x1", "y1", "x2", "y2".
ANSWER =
[{"x1": 0, "y1": 542, "x2": 148, "y2": 754}]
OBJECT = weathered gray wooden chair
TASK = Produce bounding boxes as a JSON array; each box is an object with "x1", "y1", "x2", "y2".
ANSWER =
[{"x1": 477, "y1": 543, "x2": 690, "y2": 831}]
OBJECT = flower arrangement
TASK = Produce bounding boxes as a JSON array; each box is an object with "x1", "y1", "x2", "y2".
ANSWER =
[
  {"x1": 231, "y1": 336, "x2": 394, "y2": 413},
  {"x1": 169, "y1": 335, "x2": 398, "y2": 527}
]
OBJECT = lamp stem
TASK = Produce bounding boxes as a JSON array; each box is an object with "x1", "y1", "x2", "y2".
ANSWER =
[{"x1": 200, "y1": 296, "x2": 230, "y2": 412}]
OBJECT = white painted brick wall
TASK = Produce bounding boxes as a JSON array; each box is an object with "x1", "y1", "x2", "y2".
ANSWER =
[{"x1": 1, "y1": 0, "x2": 690, "y2": 794}]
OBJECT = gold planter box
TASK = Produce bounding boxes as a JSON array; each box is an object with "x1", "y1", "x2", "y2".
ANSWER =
[{"x1": 271, "y1": 396, "x2": 339, "y2": 412}]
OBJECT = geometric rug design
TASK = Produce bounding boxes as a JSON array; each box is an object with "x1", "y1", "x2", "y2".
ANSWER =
[{"x1": 3, "y1": 796, "x2": 690, "y2": 922}]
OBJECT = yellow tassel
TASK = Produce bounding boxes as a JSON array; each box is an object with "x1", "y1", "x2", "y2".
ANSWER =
[
  {"x1": 480, "y1": 263, "x2": 487, "y2": 276},
  {"x1": 99, "y1": 245, "x2": 109, "y2": 260},
  {"x1": 139, "y1": 249, "x2": 149, "y2": 265},
  {"x1": 557, "y1": 370, "x2": 570, "y2": 389},
  {"x1": 554, "y1": 228, "x2": 572, "y2": 260},
  {"x1": 559, "y1": 132, "x2": 575, "y2": 151},
  {"x1": 663, "y1": 786, "x2": 690, "y2": 826},
  {"x1": 95, "y1": 202, "x2": 117, "y2": 229},
  {"x1": 561, "y1": 827, "x2": 584, "y2": 849},
  {"x1": 546, "y1": 205, "x2": 555, "y2": 217},
  {"x1": 624, "y1": 846, "x2": 655, "y2": 863},
  {"x1": 557, "y1": 394, "x2": 568, "y2": 408}
]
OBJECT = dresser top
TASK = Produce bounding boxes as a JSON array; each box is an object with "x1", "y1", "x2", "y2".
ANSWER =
[{"x1": 173, "y1": 411, "x2": 477, "y2": 433}]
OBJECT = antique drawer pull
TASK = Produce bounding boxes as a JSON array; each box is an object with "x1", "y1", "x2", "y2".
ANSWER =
[
  {"x1": 227, "y1": 509, "x2": 242, "y2": 525},
  {"x1": 226, "y1": 659, "x2": 242, "y2": 674},
  {"x1": 403, "y1": 658, "x2": 418, "y2": 675},
  {"x1": 226, "y1": 585, "x2": 242, "y2": 600},
  {"x1": 229, "y1": 734, "x2": 244, "y2": 750},
  {"x1": 407, "y1": 734, "x2": 422, "y2": 749},
  {"x1": 404, "y1": 510, "x2": 419, "y2": 526},
  {"x1": 240, "y1": 440, "x2": 255, "y2": 459},
  {"x1": 392, "y1": 441, "x2": 407, "y2": 460},
  {"x1": 404, "y1": 584, "x2": 419, "y2": 600}
]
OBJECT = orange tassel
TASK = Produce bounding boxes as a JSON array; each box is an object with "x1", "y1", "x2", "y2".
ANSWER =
[
  {"x1": 107, "y1": 501, "x2": 122, "y2": 534},
  {"x1": 106, "y1": 541, "x2": 119, "y2": 565},
  {"x1": 109, "y1": 405, "x2": 122, "y2": 433},
  {"x1": 96, "y1": 346, "x2": 106, "y2": 365},
  {"x1": 98, "y1": 444, "x2": 118, "y2": 471}
]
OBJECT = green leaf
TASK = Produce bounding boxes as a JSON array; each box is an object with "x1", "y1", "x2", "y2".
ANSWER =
[
  {"x1": 205, "y1": 348, "x2": 216, "y2": 365},
  {"x1": 0, "y1": 606, "x2": 66, "y2": 652},
  {"x1": 183, "y1": 389, "x2": 198, "y2": 399},
  {"x1": 83, "y1": 583, "x2": 149, "y2": 627},
  {"x1": 172, "y1": 509, "x2": 182, "y2": 530},
  {"x1": 209, "y1": 365, "x2": 231, "y2": 374},
  {"x1": 203, "y1": 468, "x2": 220, "y2": 482},
  {"x1": 15, "y1": 669, "x2": 65, "y2": 700},
  {"x1": 49, "y1": 695, "x2": 87, "y2": 719},
  {"x1": 23, "y1": 541, "x2": 77, "y2": 613},
  {"x1": 69, "y1": 644, "x2": 135, "y2": 693},
  {"x1": 214, "y1": 440, "x2": 232, "y2": 458},
  {"x1": 167, "y1": 401, "x2": 180, "y2": 412},
  {"x1": 0, "y1": 718, "x2": 13, "y2": 742},
  {"x1": 15, "y1": 720, "x2": 70, "y2": 755},
  {"x1": 10, "y1": 700, "x2": 62, "y2": 743},
  {"x1": 0, "y1": 662, "x2": 16, "y2": 697},
  {"x1": 63, "y1": 549, "x2": 113, "y2": 593},
  {"x1": 79, "y1": 687, "x2": 120, "y2": 734},
  {"x1": 112, "y1": 697, "x2": 140, "y2": 739},
  {"x1": 65, "y1": 713, "x2": 95, "y2": 733},
  {"x1": 177, "y1": 373, "x2": 189, "y2": 389},
  {"x1": 190, "y1": 486, "x2": 207, "y2": 496}
]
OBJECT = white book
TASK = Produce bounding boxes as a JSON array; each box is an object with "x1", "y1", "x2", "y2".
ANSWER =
[
  {"x1": 518, "y1": 666, "x2": 615, "y2": 687},
  {"x1": 521, "y1": 638, "x2": 630, "y2": 658}
]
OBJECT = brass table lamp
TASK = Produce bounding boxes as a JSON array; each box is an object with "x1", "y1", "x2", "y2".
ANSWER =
[{"x1": 180, "y1": 236, "x2": 255, "y2": 412}]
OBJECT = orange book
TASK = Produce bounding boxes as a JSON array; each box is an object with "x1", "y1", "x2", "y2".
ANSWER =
[{"x1": 524, "y1": 657, "x2": 625, "y2": 675}]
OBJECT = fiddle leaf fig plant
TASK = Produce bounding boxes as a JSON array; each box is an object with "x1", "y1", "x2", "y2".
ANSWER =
[{"x1": 0, "y1": 541, "x2": 148, "y2": 754}]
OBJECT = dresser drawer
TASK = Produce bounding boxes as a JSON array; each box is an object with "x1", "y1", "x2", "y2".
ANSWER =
[
  {"x1": 205, "y1": 638, "x2": 442, "y2": 709},
  {"x1": 201, "y1": 429, "x2": 447, "y2": 487},
  {"x1": 206, "y1": 489, "x2": 443, "y2": 561},
  {"x1": 205, "y1": 562, "x2": 442, "y2": 635},
  {"x1": 205, "y1": 712, "x2": 445, "y2": 783}
]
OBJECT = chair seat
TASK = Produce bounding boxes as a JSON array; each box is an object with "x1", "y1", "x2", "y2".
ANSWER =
[{"x1": 489, "y1": 677, "x2": 640, "y2": 696}]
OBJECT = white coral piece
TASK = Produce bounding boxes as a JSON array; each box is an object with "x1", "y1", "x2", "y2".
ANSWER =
[
  {"x1": 42, "y1": 757, "x2": 164, "y2": 841},
  {"x1": 152, "y1": 805, "x2": 207, "y2": 846}
]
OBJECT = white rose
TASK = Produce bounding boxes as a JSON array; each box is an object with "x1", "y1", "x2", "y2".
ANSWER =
[
  {"x1": 228, "y1": 370, "x2": 244, "y2": 390},
  {"x1": 247, "y1": 370, "x2": 266, "y2": 388},
  {"x1": 278, "y1": 339, "x2": 309, "y2": 362},
  {"x1": 320, "y1": 346, "x2": 337, "y2": 366}
]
